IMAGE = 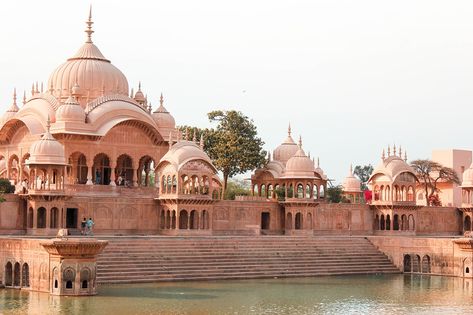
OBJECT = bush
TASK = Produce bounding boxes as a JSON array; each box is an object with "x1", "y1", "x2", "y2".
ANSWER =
[{"x1": 0, "y1": 179, "x2": 15, "y2": 193}]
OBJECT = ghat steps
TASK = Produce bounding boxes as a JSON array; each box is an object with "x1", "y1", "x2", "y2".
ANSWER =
[{"x1": 96, "y1": 236, "x2": 399, "y2": 283}]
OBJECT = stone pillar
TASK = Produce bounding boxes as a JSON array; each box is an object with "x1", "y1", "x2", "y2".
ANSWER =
[
  {"x1": 109, "y1": 160, "x2": 116, "y2": 186},
  {"x1": 132, "y1": 161, "x2": 138, "y2": 187},
  {"x1": 33, "y1": 207, "x2": 37, "y2": 229},
  {"x1": 86, "y1": 161, "x2": 93, "y2": 185}
]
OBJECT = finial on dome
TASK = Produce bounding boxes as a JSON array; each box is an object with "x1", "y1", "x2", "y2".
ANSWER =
[
  {"x1": 317, "y1": 157, "x2": 320, "y2": 168},
  {"x1": 387, "y1": 145, "x2": 391, "y2": 156},
  {"x1": 200, "y1": 133, "x2": 204, "y2": 149},
  {"x1": 382, "y1": 148, "x2": 385, "y2": 160},
  {"x1": 130, "y1": 88, "x2": 134, "y2": 98},
  {"x1": 13, "y1": 88, "x2": 17, "y2": 105},
  {"x1": 35, "y1": 82, "x2": 39, "y2": 94},
  {"x1": 46, "y1": 115, "x2": 51, "y2": 133},
  {"x1": 160, "y1": 93, "x2": 164, "y2": 107},
  {"x1": 404, "y1": 150, "x2": 408, "y2": 162},
  {"x1": 31, "y1": 83, "x2": 35, "y2": 96},
  {"x1": 192, "y1": 130, "x2": 197, "y2": 142},
  {"x1": 138, "y1": 81, "x2": 142, "y2": 91},
  {"x1": 185, "y1": 128, "x2": 189, "y2": 141},
  {"x1": 308, "y1": 151, "x2": 311, "y2": 158},
  {"x1": 399, "y1": 146, "x2": 402, "y2": 157},
  {"x1": 298, "y1": 135, "x2": 302, "y2": 148},
  {"x1": 22, "y1": 91, "x2": 26, "y2": 106},
  {"x1": 72, "y1": 83, "x2": 81, "y2": 99},
  {"x1": 148, "y1": 102, "x2": 152, "y2": 113},
  {"x1": 393, "y1": 144, "x2": 397, "y2": 156},
  {"x1": 350, "y1": 164, "x2": 353, "y2": 175},
  {"x1": 85, "y1": 5, "x2": 94, "y2": 43},
  {"x1": 40, "y1": 82, "x2": 44, "y2": 93},
  {"x1": 288, "y1": 123, "x2": 292, "y2": 136}
]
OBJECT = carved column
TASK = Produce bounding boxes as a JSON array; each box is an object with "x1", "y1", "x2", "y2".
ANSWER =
[
  {"x1": 86, "y1": 160, "x2": 93, "y2": 185},
  {"x1": 109, "y1": 160, "x2": 116, "y2": 186}
]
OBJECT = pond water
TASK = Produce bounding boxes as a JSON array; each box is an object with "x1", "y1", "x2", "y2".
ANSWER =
[{"x1": 1, "y1": 274, "x2": 473, "y2": 314}]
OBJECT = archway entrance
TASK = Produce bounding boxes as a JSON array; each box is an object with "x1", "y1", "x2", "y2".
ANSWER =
[
  {"x1": 261, "y1": 212, "x2": 270, "y2": 230},
  {"x1": 66, "y1": 208, "x2": 78, "y2": 229}
]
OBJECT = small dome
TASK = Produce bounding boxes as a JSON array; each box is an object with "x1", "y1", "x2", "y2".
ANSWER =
[
  {"x1": 342, "y1": 165, "x2": 362, "y2": 192},
  {"x1": 462, "y1": 163, "x2": 473, "y2": 188},
  {"x1": 152, "y1": 94, "x2": 176, "y2": 129},
  {"x1": 134, "y1": 84, "x2": 146, "y2": 104},
  {"x1": 284, "y1": 146, "x2": 315, "y2": 178},
  {"x1": 158, "y1": 140, "x2": 216, "y2": 173},
  {"x1": 28, "y1": 123, "x2": 66, "y2": 165},
  {"x1": 273, "y1": 125, "x2": 298, "y2": 163},
  {"x1": 56, "y1": 95, "x2": 86, "y2": 123}
]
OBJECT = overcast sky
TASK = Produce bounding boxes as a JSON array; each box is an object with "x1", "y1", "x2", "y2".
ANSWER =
[{"x1": 1, "y1": 0, "x2": 473, "y2": 184}]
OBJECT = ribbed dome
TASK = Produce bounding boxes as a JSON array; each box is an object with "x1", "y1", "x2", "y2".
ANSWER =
[
  {"x1": 462, "y1": 163, "x2": 473, "y2": 188},
  {"x1": 159, "y1": 140, "x2": 216, "y2": 172},
  {"x1": 56, "y1": 96, "x2": 86, "y2": 123},
  {"x1": 152, "y1": 94, "x2": 176, "y2": 129},
  {"x1": 342, "y1": 165, "x2": 362, "y2": 192},
  {"x1": 284, "y1": 146, "x2": 315, "y2": 178},
  {"x1": 47, "y1": 12, "x2": 129, "y2": 103},
  {"x1": 273, "y1": 125, "x2": 298, "y2": 163},
  {"x1": 28, "y1": 124, "x2": 66, "y2": 165}
]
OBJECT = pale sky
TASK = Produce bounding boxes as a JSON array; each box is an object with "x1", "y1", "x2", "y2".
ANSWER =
[{"x1": 1, "y1": 0, "x2": 473, "y2": 184}]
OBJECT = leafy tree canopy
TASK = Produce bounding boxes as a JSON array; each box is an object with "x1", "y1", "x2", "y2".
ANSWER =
[
  {"x1": 224, "y1": 178, "x2": 251, "y2": 200},
  {"x1": 353, "y1": 164, "x2": 373, "y2": 191}
]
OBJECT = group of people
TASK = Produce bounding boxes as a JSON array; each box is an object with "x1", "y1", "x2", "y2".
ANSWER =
[{"x1": 80, "y1": 217, "x2": 95, "y2": 235}]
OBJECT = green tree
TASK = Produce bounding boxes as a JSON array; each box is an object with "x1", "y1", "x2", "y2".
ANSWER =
[
  {"x1": 410, "y1": 159, "x2": 460, "y2": 206},
  {"x1": 224, "y1": 178, "x2": 251, "y2": 200},
  {"x1": 353, "y1": 164, "x2": 373, "y2": 190},
  {"x1": 327, "y1": 185, "x2": 343, "y2": 203},
  {"x1": 178, "y1": 111, "x2": 266, "y2": 198}
]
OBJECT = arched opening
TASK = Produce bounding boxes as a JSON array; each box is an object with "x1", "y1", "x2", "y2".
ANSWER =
[
  {"x1": 407, "y1": 186, "x2": 415, "y2": 202},
  {"x1": 287, "y1": 184, "x2": 294, "y2": 198},
  {"x1": 76, "y1": 154, "x2": 88, "y2": 184},
  {"x1": 408, "y1": 215, "x2": 415, "y2": 231},
  {"x1": 54, "y1": 280, "x2": 58, "y2": 288},
  {"x1": 297, "y1": 184, "x2": 304, "y2": 198},
  {"x1": 21, "y1": 263, "x2": 29, "y2": 287},
  {"x1": 313, "y1": 184, "x2": 318, "y2": 199},
  {"x1": 172, "y1": 176, "x2": 177, "y2": 193},
  {"x1": 189, "y1": 210, "x2": 199, "y2": 229},
  {"x1": 37, "y1": 207, "x2": 46, "y2": 228},
  {"x1": 386, "y1": 214, "x2": 391, "y2": 231},
  {"x1": 464, "y1": 216, "x2": 472, "y2": 231},
  {"x1": 412, "y1": 254, "x2": 421, "y2": 272},
  {"x1": 63, "y1": 268, "x2": 75, "y2": 290},
  {"x1": 403, "y1": 254, "x2": 411, "y2": 272},
  {"x1": 93, "y1": 153, "x2": 111, "y2": 185},
  {"x1": 171, "y1": 210, "x2": 176, "y2": 229},
  {"x1": 295, "y1": 212, "x2": 303, "y2": 230},
  {"x1": 160, "y1": 210, "x2": 165, "y2": 229},
  {"x1": 307, "y1": 212, "x2": 313, "y2": 229},
  {"x1": 80, "y1": 268, "x2": 90, "y2": 290},
  {"x1": 138, "y1": 155, "x2": 155, "y2": 187},
  {"x1": 380, "y1": 214, "x2": 385, "y2": 230},
  {"x1": 116, "y1": 154, "x2": 133, "y2": 186},
  {"x1": 305, "y1": 184, "x2": 311, "y2": 199},
  {"x1": 374, "y1": 214, "x2": 380, "y2": 230},
  {"x1": 422, "y1": 255, "x2": 431, "y2": 273},
  {"x1": 13, "y1": 262, "x2": 20, "y2": 286},
  {"x1": 267, "y1": 184, "x2": 273, "y2": 198},
  {"x1": 319, "y1": 185, "x2": 325, "y2": 198},
  {"x1": 202, "y1": 210, "x2": 209, "y2": 229},
  {"x1": 50, "y1": 207, "x2": 59, "y2": 229},
  {"x1": 286, "y1": 212, "x2": 293, "y2": 230},
  {"x1": 260, "y1": 184, "x2": 266, "y2": 198},
  {"x1": 28, "y1": 207, "x2": 33, "y2": 229},
  {"x1": 165, "y1": 210, "x2": 171, "y2": 229},
  {"x1": 167, "y1": 175, "x2": 172, "y2": 193},
  {"x1": 393, "y1": 214, "x2": 399, "y2": 231},
  {"x1": 179, "y1": 210, "x2": 188, "y2": 229},
  {"x1": 401, "y1": 214, "x2": 408, "y2": 231},
  {"x1": 385, "y1": 185, "x2": 391, "y2": 201},
  {"x1": 253, "y1": 184, "x2": 259, "y2": 196},
  {"x1": 4, "y1": 262, "x2": 12, "y2": 286}
]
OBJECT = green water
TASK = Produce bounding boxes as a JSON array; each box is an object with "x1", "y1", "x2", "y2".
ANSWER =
[{"x1": 1, "y1": 275, "x2": 472, "y2": 315}]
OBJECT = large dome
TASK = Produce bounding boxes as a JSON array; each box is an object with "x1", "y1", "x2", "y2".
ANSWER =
[
  {"x1": 273, "y1": 125, "x2": 298, "y2": 164},
  {"x1": 47, "y1": 11, "x2": 129, "y2": 103}
]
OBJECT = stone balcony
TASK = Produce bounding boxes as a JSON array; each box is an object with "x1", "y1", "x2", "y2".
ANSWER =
[{"x1": 64, "y1": 184, "x2": 158, "y2": 198}]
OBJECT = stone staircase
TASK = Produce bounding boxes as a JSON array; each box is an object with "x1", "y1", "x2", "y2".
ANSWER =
[{"x1": 96, "y1": 236, "x2": 400, "y2": 284}]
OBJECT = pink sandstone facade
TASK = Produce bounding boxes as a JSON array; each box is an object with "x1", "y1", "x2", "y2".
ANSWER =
[{"x1": 0, "y1": 9, "x2": 472, "y2": 295}]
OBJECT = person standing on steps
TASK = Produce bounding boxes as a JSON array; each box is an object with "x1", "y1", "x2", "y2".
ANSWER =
[
  {"x1": 86, "y1": 217, "x2": 95, "y2": 236},
  {"x1": 81, "y1": 217, "x2": 87, "y2": 235}
]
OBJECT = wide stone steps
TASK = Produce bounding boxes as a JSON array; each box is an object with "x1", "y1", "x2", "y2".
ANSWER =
[{"x1": 96, "y1": 236, "x2": 399, "y2": 283}]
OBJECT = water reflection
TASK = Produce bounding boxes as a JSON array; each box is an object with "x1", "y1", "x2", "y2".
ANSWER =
[{"x1": 0, "y1": 275, "x2": 472, "y2": 315}]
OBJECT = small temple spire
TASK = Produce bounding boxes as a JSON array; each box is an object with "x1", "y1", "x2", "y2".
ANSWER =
[
  {"x1": 192, "y1": 130, "x2": 197, "y2": 142},
  {"x1": 185, "y1": 128, "x2": 189, "y2": 141},
  {"x1": 200, "y1": 133, "x2": 204, "y2": 149},
  {"x1": 288, "y1": 123, "x2": 292, "y2": 136},
  {"x1": 46, "y1": 115, "x2": 51, "y2": 133},
  {"x1": 35, "y1": 82, "x2": 39, "y2": 94},
  {"x1": 31, "y1": 83, "x2": 35, "y2": 96},
  {"x1": 138, "y1": 81, "x2": 142, "y2": 91},
  {"x1": 393, "y1": 144, "x2": 397, "y2": 156},
  {"x1": 382, "y1": 148, "x2": 385, "y2": 160},
  {"x1": 160, "y1": 93, "x2": 164, "y2": 107},
  {"x1": 298, "y1": 135, "x2": 302, "y2": 148},
  {"x1": 387, "y1": 145, "x2": 391, "y2": 157},
  {"x1": 404, "y1": 150, "x2": 408, "y2": 162},
  {"x1": 13, "y1": 88, "x2": 17, "y2": 106},
  {"x1": 130, "y1": 88, "x2": 134, "y2": 98},
  {"x1": 399, "y1": 146, "x2": 402, "y2": 157},
  {"x1": 85, "y1": 5, "x2": 94, "y2": 43},
  {"x1": 22, "y1": 91, "x2": 26, "y2": 105},
  {"x1": 317, "y1": 157, "x2": 320, "y2": 168},
  {"x1": 350, "y1": 164, "x2": 353, "y2": 175}
]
